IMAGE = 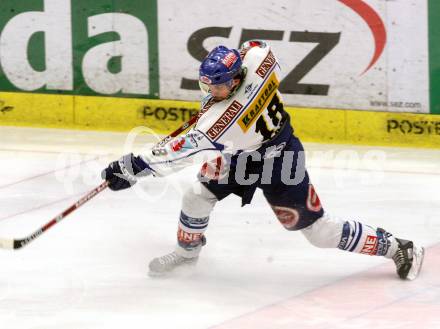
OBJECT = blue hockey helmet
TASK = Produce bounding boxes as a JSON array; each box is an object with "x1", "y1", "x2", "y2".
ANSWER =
[{"x1": 199, "y1": 46, "x2": 242, "y2": 86}]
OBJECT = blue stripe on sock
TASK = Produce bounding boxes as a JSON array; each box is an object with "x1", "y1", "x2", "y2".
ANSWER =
[
  {"x1": 338, "y1": 221, "x2": 351, "y2": 250},
  {"x1": 179, "y1": 211, "x2": 209, "y2": 230},
  {"x1": 346, "y1": 221, "x2": 357, "y2": 251},
  {"x1": 349, "y1": 222, "x2": 363, "y2": 252}
]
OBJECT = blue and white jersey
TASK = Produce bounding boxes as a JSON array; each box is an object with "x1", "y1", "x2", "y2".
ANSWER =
[{"x1": 141, "y1": 44, "x2": 287, "y2": 176}]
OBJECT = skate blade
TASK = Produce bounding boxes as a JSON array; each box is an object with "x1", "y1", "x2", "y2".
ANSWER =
[
  {"x1": 406, "y1": 246, "x2": 425, "y2": 281},
  {"x1": 148, "y1": 270, "x2": 169, "y2": 278},
  {"x1": 148, "y1": 260, "x2": 198, "y2": 278}
]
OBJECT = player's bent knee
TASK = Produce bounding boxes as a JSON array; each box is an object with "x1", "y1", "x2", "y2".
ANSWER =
[
  {"x1": 270, "y1": 205, "x2": 324, "y2": 231},
  {"x1": 268, "y1": 184, "x2": 325, "y2": 231},
  {"x1": 271, "y1": 206, "x2": 301, "y2": 231},
  {"x1": 181, "y1": 182, "x2": 218, "y2": 218},
  {"x1": 301, "y1": 214, "x2": 345, "y2": 248}
]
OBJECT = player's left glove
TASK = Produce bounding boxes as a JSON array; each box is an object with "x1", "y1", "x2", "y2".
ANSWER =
[{"x1": 101, "y1": 153, "x2": 153, "y2": 191}]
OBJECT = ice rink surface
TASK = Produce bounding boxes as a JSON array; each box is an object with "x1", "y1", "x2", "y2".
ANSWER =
[{"x1": 0, "y1": 126, "x2": 439, "y2": 329}]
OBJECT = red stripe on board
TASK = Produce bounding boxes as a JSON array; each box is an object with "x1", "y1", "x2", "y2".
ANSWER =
[
  {"x1": 0, "y1": 192, "x2": 84, "y2": 222},
  {"x1": 210, "y1": 244, "x2": 440, "y2": 329}
]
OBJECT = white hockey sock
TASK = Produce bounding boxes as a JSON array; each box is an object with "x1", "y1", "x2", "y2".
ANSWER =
[
  {"x1": 302, "y1": 214, "x2": 398, "y2": 258},
  {"x1": 175, "y1": 211, "x2": 208, "y2": 258},
  {"x1": 338, "y1": 220, "x2": 398, "y2": 258},
  {"x1": 175, "y1": 182, "x2": 218, "y2": 258}
]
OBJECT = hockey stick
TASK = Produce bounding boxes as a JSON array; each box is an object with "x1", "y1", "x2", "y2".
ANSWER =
[
  {"x1": 154, "y1": 113, "x2": 198, "y2": 148},
  {"x1": 0, "y1": 181, "x2": 109, "y2": 250},
  {"x1": 0, "y1": 115, "x2": 199, "y2": 250}
]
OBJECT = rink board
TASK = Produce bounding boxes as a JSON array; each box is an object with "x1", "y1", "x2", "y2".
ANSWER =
[
  {"x1": 0, "y1": 92, "x2": 439, "y2": 149},
  {"x1": 0, "y1": 0, "x2": 433, "y2": 113}
]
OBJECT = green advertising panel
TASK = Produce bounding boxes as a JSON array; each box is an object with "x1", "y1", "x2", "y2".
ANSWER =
[
  {"x1": 429, "y1": 0, "x2": 440, "y2": 114},
  {"x1": 0, "y1": 0, "x2": 159, "y2": 98}
]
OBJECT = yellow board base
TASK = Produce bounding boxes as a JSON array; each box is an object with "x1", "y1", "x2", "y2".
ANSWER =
[{"x1": 0, "y1": 92, "x2": 439, "y2": 148}]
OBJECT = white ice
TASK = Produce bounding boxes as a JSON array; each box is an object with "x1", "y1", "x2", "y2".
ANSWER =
[{"x1": 0, "y1": 126, "x2": 439, "y2": 329}]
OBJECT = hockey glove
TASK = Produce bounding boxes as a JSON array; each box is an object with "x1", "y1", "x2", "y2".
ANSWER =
[{"x1": 101, "y1": 153, "x2": 153, "y2": 191}]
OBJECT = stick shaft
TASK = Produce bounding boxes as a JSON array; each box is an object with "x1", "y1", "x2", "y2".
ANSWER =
[
  {"x1": 155, "y1": 115, "x2": 198, "y2": 148},
  {"x1": 0, "y1": 114, "x2": 198, "y2": 250},
  {"x1": 11, "y1": 181, "x2": 109, "y2": 249}
]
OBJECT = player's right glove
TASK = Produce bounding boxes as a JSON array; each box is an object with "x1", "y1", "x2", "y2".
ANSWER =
[{"x1": 101, "y1": 153, "x2": 153, "y2": 191}]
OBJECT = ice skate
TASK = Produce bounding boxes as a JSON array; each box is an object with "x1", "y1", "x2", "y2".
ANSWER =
[
  {"x1": 148, "y1": 251, "x2": 198, "y2": 277},
  {"x1": 392, "y1": 238, "x2": 425, "y2": 280}
]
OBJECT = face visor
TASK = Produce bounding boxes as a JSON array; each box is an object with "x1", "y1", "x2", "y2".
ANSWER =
[{"x1": 198, "y1": 76, "x2": 235, "y2": 96}]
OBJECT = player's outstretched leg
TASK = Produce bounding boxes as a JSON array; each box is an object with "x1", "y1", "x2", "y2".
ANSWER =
[
  {"x1": 148, "y1": 183, "x2": 217, "y2": 276},
  {"x1": 300, "y1": 213, "x2": 425, "y2": 280}
]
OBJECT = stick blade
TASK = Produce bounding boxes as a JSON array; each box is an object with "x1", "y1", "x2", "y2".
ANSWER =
[{"x1": 0, "y1": 238, "x2": 15, "y2": 250}]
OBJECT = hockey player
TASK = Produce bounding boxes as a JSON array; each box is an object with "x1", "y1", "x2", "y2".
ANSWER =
[{"x1": 101, "y1": 41, "x2": 424, "y2": 280}]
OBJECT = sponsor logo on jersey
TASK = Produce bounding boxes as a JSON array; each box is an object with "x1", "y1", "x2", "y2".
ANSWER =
[
  {"x1": 187, "y1": 131, "x2": 203, "y2": 145},
  {"x1": 222, "y1": 52, "x2": 238, "y2": 68},
  {"x1": 361, "y1": 235, "x2": 378, "y2": 255},
  {"x1": 170, "y1": 137, "x2": 186, "y2": 152},
  {"x1": 244, "y1": 82, "x2": 259, "y2": 99},
  {"x1": 245, "y1": 83, "x2": 253, "y2": 95},
  {"x1": 206, "y1": 100, "x2": 243, "y2": 140},
  {"x1": 256, "y1": 50, "x2": 276, "y2": 78},
  {"x1": 238, "y1": 73, "x2": 279, "y2": 132}
]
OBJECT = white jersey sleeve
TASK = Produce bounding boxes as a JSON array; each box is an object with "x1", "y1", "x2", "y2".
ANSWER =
[{"x1": 139, "y1": 128, "x2": 223, "y2": 176}]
